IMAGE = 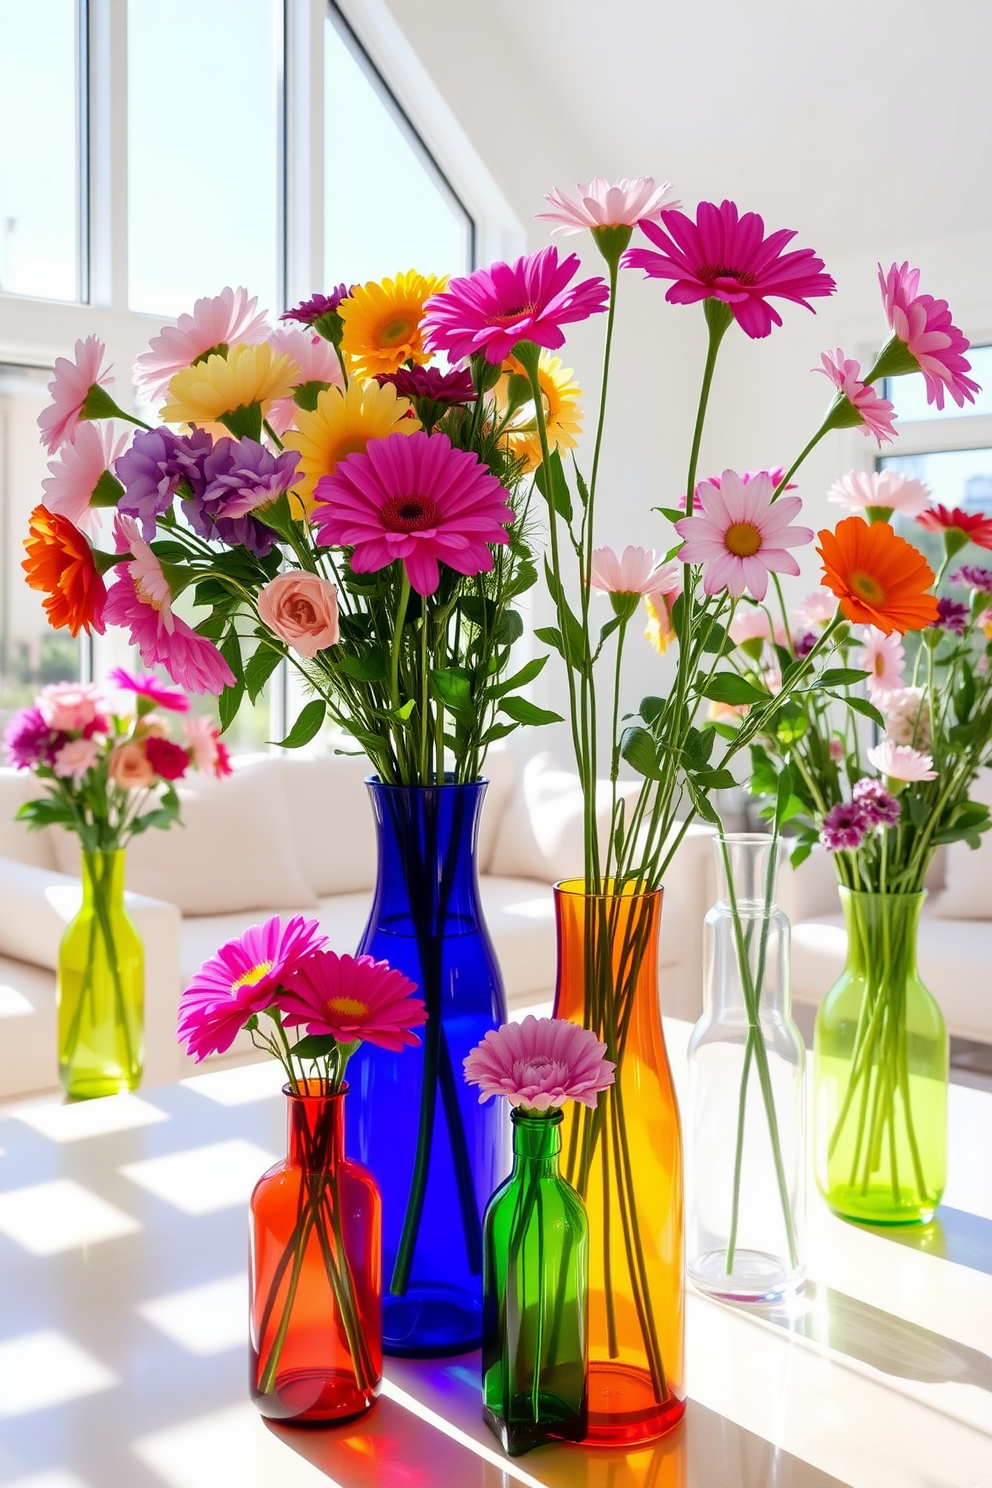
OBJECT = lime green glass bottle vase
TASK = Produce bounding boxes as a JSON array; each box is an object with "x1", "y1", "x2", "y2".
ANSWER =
[
  {"x1": 814, "y1": 889, "x2": 947, "y2": 1224},
  {"x1": 58, "y1": 850, "x2": 144, "y2": 1099},
  {"x1": 482, "y1": 1108, "x2": 589, "y2": 1456}
]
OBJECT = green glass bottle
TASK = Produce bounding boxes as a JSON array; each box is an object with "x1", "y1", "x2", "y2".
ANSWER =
[
  {"x1": 482, "y1": 1108, "x2": 588, "y2": 1456},
  {"x1": 58, "y1": 849, "x2": 144, "y2": 1098},
  {"x1": 814, "y1": 889, "x2": 947, "y2": 1224}
]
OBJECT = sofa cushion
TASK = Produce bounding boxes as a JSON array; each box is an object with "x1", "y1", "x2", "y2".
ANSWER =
[
  {"x1": 0, "y1": 955, "x2": 58, "y2": 1098},
  {"x1": 280, "y1": 753, "x2": 379, "y2": 897},
  {"x1": 931, "y1": 767, "x2": 992, "y2": 920},
  {"x1": 55, "y1": 758, "x2": 317, "y2": 916},
  {"x1": 489, "y1": 752, "x2": 640, "y2": 884},
  {"x1": 0, "y1": 768, "x2": 59, "y2": 870}
]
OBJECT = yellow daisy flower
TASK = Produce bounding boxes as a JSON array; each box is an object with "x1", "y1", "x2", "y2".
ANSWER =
[
  {"x1": 338, "y1": 271, "x2": 448, "y2": 379},
  {"x1": 281, "y1": 380, "x2": 421, "y2": 518},
  {"x1": 161, "y1": 344, "x2": 296, "y2": 427},
  {"x1": 499, "y1": 352, "x2": 583, "y2": 472}
]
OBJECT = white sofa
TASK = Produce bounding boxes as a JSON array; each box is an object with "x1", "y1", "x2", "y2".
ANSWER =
[{"x1": 0, "y1": 751, "x2": 715, "y2": 1100}]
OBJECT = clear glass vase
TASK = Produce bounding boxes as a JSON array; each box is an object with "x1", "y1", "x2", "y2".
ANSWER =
[
  {"x1": 57, "y1": 849, "x2": 143, "y2": 1098},
  {"x1": 687, "y1": 834, "x2": 806, "y2": 1302},
  {"x1": 482, "y1": 1108, "x2": 588, "y2": 1456},
  {"x1": 814, "y1": 889, "x2": 947, "y2": 1224}
]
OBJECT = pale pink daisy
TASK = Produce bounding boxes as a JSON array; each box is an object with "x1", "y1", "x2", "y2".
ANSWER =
[
  {"x1": 674, "y1": 468, "x2": 814, "y2": 601},
  {"x1": 134, "y1": 287, "x2": 270, "y2": 404},
  {"x1": 38, "y1": 337, "x2": 114, "y2": 454},
  {"x1": 827, "y1": 469, "x2": 931, "y2": 520},
  {"x1": 265, "y1": 325, "x2": 344, "y2": 436},
  {"x1": 729, "y1": 606, "x2": 772, "y2": 648},
  {"x1": 537, "y1": 176, "x2": 680, "y2": 235},
  {"x1": 881, "y1": 687, "x2": 931, "y2": 750},
  {"x1": 41, "y1": 422, "x2": 129, "y2": 538},
  {"x1": 858, "y1": 626, "x2": 905, "y2": 701},
  {"x1": 589, "y1": 546, "x2": 677, "y2": 596},
  {"x1": 867, "y1": 739, "x2": 937, "y2": 783},
  {"x1": 183, "y1": 715, "x2": 232, "y2": 778},
  {"x1": 878, "y1": 262, "x2": 980, "y2": 411},
  {"x1": 52, "y1": 737, "x2": 101, "y2": 783},
  {"x1": 793, "y1": 588, "x2": 837, "y2": 627},
  {"x1": 816, "y1": 349, "x2": 896, "y2": 446},
  {"x1": 463, "y1": 1015, "x2": 615, "y2": 1112}
]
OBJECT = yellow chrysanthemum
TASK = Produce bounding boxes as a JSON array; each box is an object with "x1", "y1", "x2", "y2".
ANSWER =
[
  {"x1": 644, "y1": 591, "x2": 677, "y2": 656},
  {"x1": 498, "y1": 352, "x2": 583, "y2": 472},
  {"x1": 338, "y1": 271, "x2": 448, "y2": 378},
  {"x1": 161, "y1": 343, "x2": 296, "y2": 426},
  {"x1": 281, "y1": 380, "x2": 421, "y2": 517}
]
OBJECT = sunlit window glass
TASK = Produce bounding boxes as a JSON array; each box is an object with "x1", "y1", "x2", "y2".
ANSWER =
[
  {"x1": 0, "y1": 0, "x2": 83, "y2": 302},
  {"x1": 325, "y1": 13, "x2": 472, "y2": 286},
  {"x1": 883, "y1": 347, "x2": 992, "y2": 423},
  {"x1": 127, "y1": 0, "x2": 282, "y2": 317}
]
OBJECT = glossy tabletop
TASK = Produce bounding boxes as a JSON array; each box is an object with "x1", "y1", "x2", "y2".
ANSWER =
[{"x1": 0, "y1": 1022, "x2": 990, "y2": 1488}]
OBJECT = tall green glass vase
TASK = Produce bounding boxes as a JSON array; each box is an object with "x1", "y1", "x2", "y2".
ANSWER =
[
  {"x1": 814, "y1": 889, "x2": 947, "y2": 1224},
  {"x1": 58, "y1": 849, "x2": 144, "y2": 1099},
  {"x1": 482, "y1": 1109, "x2": 588, "y2": 1456}
]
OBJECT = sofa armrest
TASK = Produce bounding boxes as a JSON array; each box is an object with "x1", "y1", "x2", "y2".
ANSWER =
[
  {"x1": 777, "y1": 842, "x2": 841, "y2": 924},
  {"x1": 658, "y1": 822, "x2": 717, "y2": 1023}
]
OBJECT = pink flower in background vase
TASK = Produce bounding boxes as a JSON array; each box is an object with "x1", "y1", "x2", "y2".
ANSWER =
[
  {"x1": 38, "y1": 337, "x2": 115, "y2": 454},
  {"x1": 590, "y1": 546, "x2": 676, "y2": 596},
  {"x1": 313, "y1": 431, "x2": 514, "y2": 597},
  {"x1": 422, "y1": 246, "x2": 609, "y2": 365},
  {"x1": 820, "y1": 801, "x2": 869, "y2": 852},
  {"x1": 793, "y1": 588, "x2": 837, "y2": 627},
  {"x1": 463, "y1": 1015, "x2": 615, "y2": 1112},
  {"x1": 280, "y1": 951, "x2": 425, "y2": 1051},
  {"x1": 134, "y1": 287, "x2": 270, "y2": 404},
  {"x1": 177, "y1": 915, "x2": 328, "y2": 1062},
  {"x1": 53, "y1": 737, "x2": 100, "y2": 784},
  {"x1": 816, "y1": 349, "x2": 897, "y2": 446},
  {"x1": 728, "y1": 606, "x2": 772, "y2": 649},
  {"x1": 41, "y1": 422, "x2": 129, "y2": 538},
  {"x1": 38, "y1": 682, "x2": 107, "y2": 733},
  {"x1": 108, "y1": 666, "x2": 189, "y2": 713},
  {"x1": 257, "y1": 572, "x2": 340, "y2": 658},
  {"x1": 881, "y1": 686, "x2": 931, "y2": 750},
  {"x1": 878, "y1": 262, "x2": 979, "y2": 410},
  {"x1": 675, "y1": 469, "x2": 813, "y2": 600},
  {"x1": 538, "y1": 177, "x2": 680, "y2": 234},
  {"x1": 109, "y1": 740, "x2": 156, "y2": 790},
  {"x1": 858, "y1": 627, "x2": 905, "y2": 701},
  {"x1": 827, "y1": 469, "x2": 931, "y2": 521},
  {"x1": 145, "y1": 736, "x2": 190, "y2": 781},
  {"x1": 852, "y1": 777, "x2": 902, "y2": 828},
  {"x1": 829, "y1": 738, "x2": 845, "y2": 762},
  {"x1": 622, "y1": 199, "x2": 836, "y2": 338},
  {"x1": 3, "y1": 707, "x2": 64, "y2": 770},
  {"x1": 952, "y1": 564, "x2": 992, "y2": 594},
  {"x1": 867, "y1": 739, "x2": 937, "y2": 783},
  {"x1": 266, "y1": 326, "x2": 344, "y2": 436},
  {"x1": 183, "y1": 715, "x2": 232, "y2": 778}
]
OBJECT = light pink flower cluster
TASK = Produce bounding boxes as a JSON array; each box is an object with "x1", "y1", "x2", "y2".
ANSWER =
[{"x1": 463, "y1": 1015, "x2": 615, "y2": 1112}]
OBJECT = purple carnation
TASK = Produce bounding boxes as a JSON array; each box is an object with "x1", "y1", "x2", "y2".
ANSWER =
[
  {"x1": 852, "y1": 777, "x2": 901, "y2": 828},
  {"x1": 951, "y1": 564, "x2": 992, "y2": 594},
  {"x1": 182, "y1": 437, "x2": 299, "y2": 557},
  {"x1": 793, "y1": 629, "x2": 818, "y2": 658},
  {"x1": 281, "y1": 287, "x2": 355, "y2": 328},
  {"x1": 374, "y1": 365, "x2": 477, "y2": 405},
  {"x1": 931, "y1": 596, "x2": 970, "y2": 634},
  {"x1": 116, "y1": 427, "x2": 213, "y2": 538},
  {"x1": 820, "y1": 800, "x2": 869, "y2": 853},
  {"x1": 4, "y1": 706, "x2": 64, "y2": 770}
]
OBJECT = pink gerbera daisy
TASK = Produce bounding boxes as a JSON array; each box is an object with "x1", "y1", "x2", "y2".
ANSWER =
[
  {"x1": 312, "y1": 430, "x2": 514, "y2": 597},
  {"x1": 817, "y1": 349, "x2": 896, "y2": 446},
  {"x1": 422, "y1": 246, "x2": 609, "y2": 366},
  {"x1": 858, "y1": 626, "x2": 905, "y2": 702},
  {"x1": 279, "y1": 950, "x2": 425, "y2": 1052},
  {"x1": 463, "y1": 1016, "x2": 615, "y2": 1112},
  {"x1": 622, "y1": 199, "x2": 836, "y2": 338},
  {"x1": 177, "y1": 915, "x2": 328, "y2": 1062},
  {"x1": 537, "y1": 176, "x2": 680, "y2": 234},
  {"x1": 183, "y1": 715, "x2": 232, "y2": 778},
  {"x1": 793, "y1": 588, "x2": 837, "y2": 628},
  {"x1": 134, "y1": 287, "x2": 270, "y2": 404},
  {"x1": 265, "y1": 325, "x2": 344, "y2": 436},
  {"x1": 729, "y1": 605, "x2": 773, "y2": 651},
  {"x1": 107, "y1": 665, "x2": 189, "y2": 713},
  {"x1": 104, "y1": 516, "x2": 236, "y2": 695},
  {"x1": 828, "y1": 469, "x2": 931, "y2": 522},
  {"x1": 867, "y1": 739, "x2": 937, "y2": 783},
  {"x1": 674, "y1": 469, "x2": 814, "y2": 600},
  {"x1": 917, "y1": 504, "x2": 992, "y2": 554},
  {"x1": 878, "y1": 262, "x2": 979, "y2": 411},
  {"x1": 589, "y1": 546, "x2": 678, "y2": 596},
  {"x1": 41, "y1": 422, "x2": 129, "y2": 538},
  {"x1": 38, "y1": 337, "x2": 115, "y2": 454}
]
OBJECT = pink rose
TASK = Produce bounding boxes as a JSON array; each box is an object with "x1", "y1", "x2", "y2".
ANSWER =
[
  {"x1": 53, "y1": 737, "x2": 100, "y2": 783},
  {"x1": 38, "y1": 682, "x2": 106, "y2": 732},
  {"x1": 257, "y1": 572, "x2": 340, "y2": 659},
  {"x1": 109, "y1": 740, "x2": 156, "y2": 790}
]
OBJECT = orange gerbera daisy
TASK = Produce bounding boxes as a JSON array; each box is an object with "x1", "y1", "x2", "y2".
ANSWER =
[
  {"x1": 23, "y1": 505, "x2": 108, "y2": 636},
  {"x1": 817, "y1": 515, "x2": 938, "y2": 636}
]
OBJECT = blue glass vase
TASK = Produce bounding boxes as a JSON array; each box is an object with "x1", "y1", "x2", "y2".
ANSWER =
[{"x1": 347, "y1": 777, "x2": 508, "y2": 1356}]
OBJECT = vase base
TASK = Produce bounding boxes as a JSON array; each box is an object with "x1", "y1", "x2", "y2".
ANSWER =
[
  {"x1": 688, "y1": 1248, "x2": 805, "y2": 1304},
  {"x1": 824, "y1": 1181, "x2": 938, "y2": 1226},
  {"x1": 382, "y1": 1286, "x2": 482, "y2": 1357},
  {"x1": 60, "y1": 1070, "x2": 140, "y2": 1101},
  {"x1": 251, "y1": 1367, "x2": 380, "y2": 1425},
  {"x1": 484, "y1": 1398, "x2": 585, "y2": 1456},
  {"x1": 581, "y1": 1363, "x2": 686, "y2": 1447}
]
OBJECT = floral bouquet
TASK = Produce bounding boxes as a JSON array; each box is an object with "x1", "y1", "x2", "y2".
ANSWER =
[{"x1": 177, "y1": 914, "x2": 426, "y2": 1423}]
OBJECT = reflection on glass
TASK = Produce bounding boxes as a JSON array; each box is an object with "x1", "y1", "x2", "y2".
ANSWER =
[
  {"x1": 128, "y1": 0, "x2": 281, "y2": 316},
  {"x1": 883, "y1": 347, "x2": 992, "y2": 422},
  {"x1": 0, "y1": 364, "x2": 82, "y2": 736},
  {"x1": 325, "y1": 15, "x2": 472, "y2": 286},
  {"x1": 880, "y1": 449, "x2": 992, "y2": 578},
  {"x1": 0, "y1": 0, "x2": 81, "y2": 301}
]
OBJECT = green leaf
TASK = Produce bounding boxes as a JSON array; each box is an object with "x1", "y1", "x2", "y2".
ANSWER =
[
  {"x1": 494, "y1": 608, "x2": 524, "y2": 646},
  {"x1": 128, "y1": 806, "x2": 180, "y2": 836},
  {"x1": 843, "y1": 695, "x2": 885, "y2": 729},
  {"x1": 639, "y1": 696, "x2": 667, "y2": 727},
  {"x1": 431, "y1": 668, "x2": 474, "y2": 713},
  {"x1": 572, "y1": 461, "x2": 591, "y2": 510},
  {"x1": 534, "y1": 449, "x2": 573, "y2": 523},
  {"x1": 700, "y1": 673, "x2": 768, "y2": 706},
  {"x1": 292, "y1": 1033, "x2": 341, "y2": 1061},
  {"x1": 335, "y1": 650, "x2": 387, "y2": 683},
  {"x1": 491, "y1": 655, "x2": 548, "y2": 698},
  {"x1": 655, "y1": 506, "x2": 685, "y2": 525},
  {"x1": 790, "y1": 838, "x2": 815, "y2": 869},
  {"x1": 272, "y1": 698, "x2": 326, "y2": 749},
  {"x1": 620, "y1": 725, "x2": 661, "y2": 780},
  {"x1": 244, "y1": 641, "x2": 285, "y2": 702},
  {"x1": 818, "y1": 667, "x2": 869, "y2": 688},
  {"x1": 481, "y1": 721, "x2": 518, "y2": 746},
  {"x1": 534, "y1": 625, "x2": 565, "y2": 657},
  {"x1": 498, "y1": 696, "x2": 563, "y2": 726},
  {"x1": 393, "y1": 698, "x2": 417, "y2": 722},
  {"x1": 691, "y1": 767, "x2": 738, "y2": 791},
  {"x1": 543, "y1": 557, "x2": 589, "y2": 669},
  {"x1": 701, "y1": 622, "x2": 730, "y2": 656},
  {"x1": 15, "y1": 797, "x2": 74, "y2": 830}
]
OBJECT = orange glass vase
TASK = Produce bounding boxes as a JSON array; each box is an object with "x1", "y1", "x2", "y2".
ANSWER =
[
  {"x1": 249, "y1": 1084, "x2": 381, "y2": 1424},
  {"x1": 553, "y1": 880, "x2": 685, "y2": 1446}
]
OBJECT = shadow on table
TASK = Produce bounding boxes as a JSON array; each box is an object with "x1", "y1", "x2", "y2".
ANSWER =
[{"x1": 853, "y1": 1205, "x2": 992, "y2": 1279}]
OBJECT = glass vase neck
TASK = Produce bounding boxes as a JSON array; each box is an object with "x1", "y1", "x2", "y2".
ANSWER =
[
  {"x1": 838, "y1": 888, "x2": 925, "y2": 972},
  {"x1": 511, "y1": 1108, "x2": 563, "y2": 1166},
  {"x1": 79, "y1": 849, "x2": 126, "y2": 903},
  {"x1": 713, "y1": 833, "x2": 783, "y2": 913},
  {"x1": 285, "y1": 1083, "x2": 346, "y2": 1170}
]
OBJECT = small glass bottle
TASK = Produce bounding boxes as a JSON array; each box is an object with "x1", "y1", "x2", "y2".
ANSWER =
[
  {"x1": 687, "y1": 834, "x2": 806, "y2": 1302},
  {"x1": 482, "y1": 1108, "x2": 588, "y2": 1455}
]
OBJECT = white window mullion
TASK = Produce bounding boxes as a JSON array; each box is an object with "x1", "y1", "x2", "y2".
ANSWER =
[
  {"x1": 88, "y1": 0, "x2": 128, "y2": 314},
  {"x1": 284, "y1": 0, "x2": 325, "y2": 308}
]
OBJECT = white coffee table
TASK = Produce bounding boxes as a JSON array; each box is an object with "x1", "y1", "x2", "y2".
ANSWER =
[{"x1": 0, "y1": 1023, "x2": 990, "y2": 1488}]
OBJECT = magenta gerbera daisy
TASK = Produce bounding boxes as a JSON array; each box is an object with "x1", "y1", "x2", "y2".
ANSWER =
[
  {"x1": 817, "y1": 349, "x2": 896, "y2": 446},
  {"x1": 107, "y1": 665, "x2": 189, "y2": 713},
  {"x1": 133, "y1": 287, "x2": 270, "y2": 404},
  {"x1": 622, "y1": 200, "x2": 836, "y2": 338},
  {"x1": 38, "y1": 336, "x2": 115, "y2": 454},
  {"x1": 177, "y1": 915, "x2": 328, "y2": 1061},
  {"x1": 421, "y1": 246, "x2": 609, "y2": 366},
  {"x1": 674, "y1": 469, "x2": 814, "y2": 600},
  {"x1": 877, "y1": 262, "x2": 979, "y2": 411},
  {"x1": 463, "y1": 1015, "x2": 615, "y2": 1112},
  {"x1": 279, "y1": 950, "x2": 424, "y2": 1052},
  {"x1": 312, "y1": 430, "x2": 514, "y2": 596}
]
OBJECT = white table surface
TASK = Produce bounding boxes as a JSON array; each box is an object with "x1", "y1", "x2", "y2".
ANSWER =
[{"x1": 1, "y1": 1020, "x2": 990, "y2": 1488}]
